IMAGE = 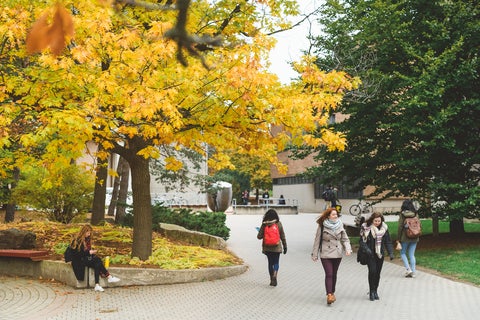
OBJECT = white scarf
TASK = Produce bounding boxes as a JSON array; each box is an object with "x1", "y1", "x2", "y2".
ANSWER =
[{"x1": 362, "y1": 222, "x2": 387, "y2": 258}]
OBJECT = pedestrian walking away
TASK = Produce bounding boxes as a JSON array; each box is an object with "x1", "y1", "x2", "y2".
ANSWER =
[
  {"x1": 257, "y1": 209, "x2": 287, "y2": 287},
  {"x1": 311, "y1": 207, "x2": 352, "y2": 305},
  {"x1": 69, "y1": 224, "x2": 121, "y2": 292},
  {"x1": 360, "y1": 212, "x2": 394, "y2": 301},
  {"x1": 398, "y1": 199, "x2": 420, "y2": 278}
]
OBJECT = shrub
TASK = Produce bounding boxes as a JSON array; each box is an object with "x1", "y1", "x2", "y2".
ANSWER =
[
  {"x1": 123, "y1": 205, "x2": 230, "y2": 240},
  {"x1": 11, "y1": 165, "x2": 94, "y2": 223}
]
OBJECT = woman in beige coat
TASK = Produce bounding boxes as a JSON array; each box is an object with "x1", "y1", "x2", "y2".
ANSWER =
[{"x1": 311, "y1": 207, "x2": 352, "y2": 305}]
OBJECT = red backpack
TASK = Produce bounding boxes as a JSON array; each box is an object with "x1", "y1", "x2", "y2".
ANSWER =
[
  {"x1": 264, "y1": 223, "x2": 280, "y2": 246},
  {"x1": 405, "y1": 215, "x2": 422, "y2": 239}
]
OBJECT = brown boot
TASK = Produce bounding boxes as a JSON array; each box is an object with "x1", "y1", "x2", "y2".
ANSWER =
[
  {"x1": 327, "y1": 293, "x2": 334, "y2": 305},
  {"x1": 331, "y1": 293, "x2": 336, "y2": 303}
]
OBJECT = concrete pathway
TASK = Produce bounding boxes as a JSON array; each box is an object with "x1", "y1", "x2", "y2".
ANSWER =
[{"x1": 0, "y1": 213, "x2": 479, "y2": 320}]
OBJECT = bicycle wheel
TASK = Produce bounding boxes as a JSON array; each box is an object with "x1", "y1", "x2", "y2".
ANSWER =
[
  {"x1": 349, "y1": 204, "x2": 361, "y2": 216},
  {"x1": 364, "y1": 203, "x2": 373, "y2": 214}
]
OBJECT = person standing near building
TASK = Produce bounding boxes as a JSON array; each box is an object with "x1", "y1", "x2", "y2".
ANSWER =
[
  {"x1": 257, "y1": 209, "x2": 287, "y2": 287},
  {"x1": 330, "y1": 186, "x2": 338, "y2": 208},
  {"x1": 322, "y1": 185, "x2": 338, "y2": 209},
  {"x1": 311, "y1": 207, "x2": 352, "y2": 305},
  {"x1": 242, "y1": 189, "x2": 249, "y2": 205},
  {"x1": 397, "y1": 199, "x2": 420, "y2": 278},
  {"x1": 360, "y1": 212, "x2": 394, "y2": 301}
]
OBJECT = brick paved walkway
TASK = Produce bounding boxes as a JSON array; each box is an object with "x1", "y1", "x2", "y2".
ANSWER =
[{"x1": 0, "y1": 213, "x2": 478, "y2": 320}]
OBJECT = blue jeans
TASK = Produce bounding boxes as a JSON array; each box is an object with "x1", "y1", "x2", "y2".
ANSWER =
[{"x1": 400, "y1": 241, "x2": 417, "y2": 273}]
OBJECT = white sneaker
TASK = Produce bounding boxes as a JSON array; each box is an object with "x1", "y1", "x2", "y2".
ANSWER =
[
  {"x1": 405, "y1": 271, "x2": 413, "y2": 278},
  {"x1": 107, "y1": 275, "x2": 120, "y2": 283},
  {"x1": 94, "y1": 284, "x2": 104, "y2": 292},
  {"x1": 411, "y1": 273, "x2": 416, "y2": 278}
]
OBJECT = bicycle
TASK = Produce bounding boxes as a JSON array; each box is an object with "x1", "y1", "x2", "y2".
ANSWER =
[{"x1": 349, "y1": 200, "x2": 373, "y2": 216}]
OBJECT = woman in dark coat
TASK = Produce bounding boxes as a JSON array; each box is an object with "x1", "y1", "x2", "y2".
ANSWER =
[
  {"x1": 70, "y1": 224, "x2": 120, "y2": 292},
  {"x1": 257, "y1": 209, "x2": 287, "y2": 287},
  {"x1": 360, "y1": 212, "x2": 394, "y2": 301}
]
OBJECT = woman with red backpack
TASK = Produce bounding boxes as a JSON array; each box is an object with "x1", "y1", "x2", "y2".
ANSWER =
[{"x1": 257, "y1": 209, "x2": 287, "y2": 287}]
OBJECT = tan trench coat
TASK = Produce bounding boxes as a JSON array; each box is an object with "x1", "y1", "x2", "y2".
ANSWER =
[{"x1": 311, "y1": 223, "x2": 352, "y2": 260}]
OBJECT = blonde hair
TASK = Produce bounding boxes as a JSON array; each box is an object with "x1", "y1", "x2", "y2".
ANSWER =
[{"x1": 72, "y1": 224, "x2": 93, "y2": 250}]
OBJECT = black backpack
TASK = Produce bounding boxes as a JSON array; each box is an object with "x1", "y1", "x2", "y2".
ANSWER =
[
  {"x1": 322, "y1": 189, "x2": 334, "y2": 201},
  {"x1": 64, "y1": 245, "x2": 73, "y2": 262}
]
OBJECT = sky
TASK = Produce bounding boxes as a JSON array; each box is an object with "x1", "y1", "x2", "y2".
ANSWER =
[{"x1": 268, "y1": 0, "x2": 324, "y2": 84}]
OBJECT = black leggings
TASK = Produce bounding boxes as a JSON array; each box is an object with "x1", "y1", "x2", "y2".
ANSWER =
[
  {"x1": 84, "y1": 256, "x2": 108, "y2": 284},
  {"x1": 367, "y1": 255, "x2": 384, "y2": 292},
  {"x1": 264, "y1": 251, "x2": 280, "y2": 276}
]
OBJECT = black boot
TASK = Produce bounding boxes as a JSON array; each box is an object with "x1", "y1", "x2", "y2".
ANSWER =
[
  {"x1": 373, "y1": 291, "x2": 379, "y2": 300},
  {"x1": 271, "y1": 271, "x2": 277, "y2": 287},
  {"x1": 269, "y1": 275, "x2": 274, "y2": 286},
  {"x1": 369, "y1": 292, "x2": 375, "y2": 301}
]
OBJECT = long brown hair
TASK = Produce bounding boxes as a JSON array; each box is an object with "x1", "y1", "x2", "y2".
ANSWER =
[
  {"x1": 365, "y1": 212, "x2": 385, "y2": 226},
  {"x1": 71, "y1": 224, "x2": 92, "y2": 250},
  {"x1": 316, "y1": 207, "x2": 338, "y2": 225}
]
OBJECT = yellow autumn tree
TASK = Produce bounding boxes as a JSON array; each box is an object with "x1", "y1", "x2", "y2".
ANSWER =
[{"x1": 0, "y1": 0, "x2": 359, "y2": 259}]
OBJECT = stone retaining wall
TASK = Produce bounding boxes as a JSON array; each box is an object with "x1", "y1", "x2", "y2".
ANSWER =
[
  {"x1": 158, "y1": 223, "x2": 227, "y2": 250},
  {"x1": 0, "y1": 258, "x2": 248, "y2": 288},
  {"x1": 233, "y1": 205, "x2": 298, "y2": 215}
]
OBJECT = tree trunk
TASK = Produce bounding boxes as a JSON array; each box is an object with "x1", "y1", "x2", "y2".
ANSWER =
[
  {"x1": 449, "y1": 219, "x2": 465, "y2": 235},
  {"x1": 129, "y1": 155, "x2": 152, "y2": 260},
  {"x1": 107, "y1": 156, "x2": 122, "y2": 217},
  {"x1": 91, "y1": 155, "x2": 108, "y2": 225},
  {"x1": 432, "y1": 214, "x2": 439, "y2": 237},
  {"x1": 4, "y1": 204, "x2": 15, "y2": 223},
  {"x1": 115, "y1": 158, "x2": 130, "y2": 225},
  {"x1": 4, "y1": 167, "x2": 19, "y2": 223}
]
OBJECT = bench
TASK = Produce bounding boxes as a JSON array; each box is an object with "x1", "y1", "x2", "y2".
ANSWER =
[{"x1": 0, "y1": 249, "x2": 50, "y2": 261}]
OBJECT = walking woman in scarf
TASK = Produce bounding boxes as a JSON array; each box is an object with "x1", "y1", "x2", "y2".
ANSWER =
[
  {"x1": 311, "y1": 207, "x2": 352, "y2": 305},
  {"x1": 70, "y1": 224, "x2": 120, "y2": 292},
  {"x1": 257, "y1": 209, "x2": 287, "y2": 287},
  {"x1": 360, "y1": 212, "x2": 394, "y2": 301}
]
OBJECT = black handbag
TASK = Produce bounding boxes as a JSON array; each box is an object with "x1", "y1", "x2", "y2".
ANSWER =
[{"x1": 357, "y1": 239, "x2": 372, "y2": 265}]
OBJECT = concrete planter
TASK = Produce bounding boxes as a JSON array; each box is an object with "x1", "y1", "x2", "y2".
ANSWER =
[{"x1": 0, "y1": 258, "x2": 248, "y2": 288}]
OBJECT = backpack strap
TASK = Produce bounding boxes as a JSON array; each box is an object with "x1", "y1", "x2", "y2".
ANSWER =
[{"x1": 319, "y1": 224, "x2": 324, "y2": 253}]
